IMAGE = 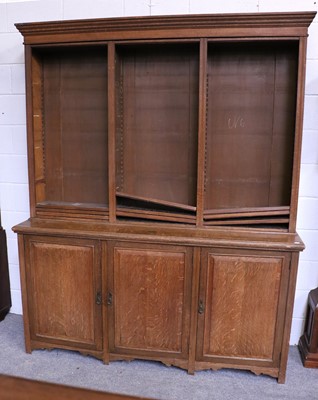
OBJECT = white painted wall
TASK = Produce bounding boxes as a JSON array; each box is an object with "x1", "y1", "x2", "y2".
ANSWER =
[{"x1": 0, "y1": 0, "x2": 317, "y2": 345}]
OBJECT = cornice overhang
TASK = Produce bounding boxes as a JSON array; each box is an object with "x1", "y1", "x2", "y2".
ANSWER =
[{"x1": 15, "y1": 12, "x2": 317, "y2": 44}]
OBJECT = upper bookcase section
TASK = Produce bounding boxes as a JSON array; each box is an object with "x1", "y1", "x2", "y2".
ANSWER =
[
  {"x1": 16, "y1": 12, "x2": 315, "y2": 44},
  {"x1": 16, "y1": 12, "x2": 316, "y2": 230}
]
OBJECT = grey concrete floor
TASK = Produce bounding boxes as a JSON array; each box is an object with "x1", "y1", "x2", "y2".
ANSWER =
[{"x1": 0, "y1": 314, "x2": 318, "y2": 399}]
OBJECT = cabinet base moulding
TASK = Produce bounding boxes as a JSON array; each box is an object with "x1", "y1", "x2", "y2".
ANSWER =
[
  {"x1": 194, "y1": 361, "x2": 279, "y2": 380},
  {"x1": 298, "y1": 335, "x2": 318, "y2": 368},
  {"x1": 298, "y1": 287, "x2": 318, "y2": 368},
  {"x1": 109, "y1": 354, "x2": 189, "y2": 371},
  {"x1": 0, "y1": 308, "x2": 11, "y2": 322},
  {"x1": 26, "y1": 345, "x2": 282, "y2": 380},
  {"x1": 28, "y1": 342, "x2": 104, "y2": 362}
]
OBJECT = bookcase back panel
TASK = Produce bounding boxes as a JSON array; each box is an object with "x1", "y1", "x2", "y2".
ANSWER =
[
  {"x1": 205, "y1": 42, "x2": 298, "y2": 213},
  {"x1": 37, "y1": 46, "x2": 109, "y2": 207},
  {"x1": 116, "y1": 44, "x2": 199, "y2": 210}
]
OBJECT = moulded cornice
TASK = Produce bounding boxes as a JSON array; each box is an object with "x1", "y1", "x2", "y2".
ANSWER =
[{"x1": 15, "y1": 12, "x2": 317, "y2": 44}]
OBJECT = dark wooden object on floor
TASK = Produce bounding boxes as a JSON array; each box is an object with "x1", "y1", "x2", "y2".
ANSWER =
[
  {"x1": 0, "y1": 375, "x2": 148, "y2": 400},
  {"x1": 298, "y1": 287, "x2": 318, "y2": 368},
  {"x1": 13, "y1": 12, "x2": 316, "y2": 384},
  {"x1": 0, "y1": 226, "x2": 11, "y2": 321}
]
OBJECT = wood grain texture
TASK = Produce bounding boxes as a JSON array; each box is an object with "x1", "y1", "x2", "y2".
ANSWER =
[
  {"x1": 109, "y1": 243, "x2": 191, "y2": 357},
  {"x1": 116, "y1": 44, "x2": 198, "y2": 208},
  {"x1": 194, "y1": 360, "x2": 279, "y2": 378},
  {"x1": 25, "y1": 45, "x2": 37, "y2": 217},
  {"x1": 196, "y1": 39, "x2": 207, "y2": 227},
  {"x1": 188, "y1": 247, "x2": 201, "y2": 373},
  {"x1": 13, "y1": 12, "x2": 314, "y2": 382},
  {"x1": 205, "y1": 42, "x2": 297, "y2": 212},
  {"x1": 17, "y1": 234, "x2": 32, "y2": 353},
  {"x1": 31, "y1": 52, "x2": 45, "y2": 205},
  {"x1": 25, "y1": 236, "x2": 102, "y2": 350},
  {"x1": 40, "y1": 46, "x2": 108, "y2": 206},
  {"x1": 12, "y1": 218, "x2": 305, "y2": 252},
  {"x1": 199, "y1": 250, "x2": 284, "y2": 361},
  {"x1": 0, "y1": 375, "x2": 148, "y2": 400},
  {"x1": 278, "y1": 251, "x2": 298, "y2": 383},
  {"x1": 15, "y1": 13, "x2": 316, "y2": 45},
  {"x1": 102, "y1": 240, "x2": 110, "y2": 364},
  {"x1": 108, "y1": 43, "x2": 116, "y2": 223},
  {"x1": 35, "y1": 203, "x2": 109, "y2": 222},
  {"x1": 108, "y1": 353, "x2": 189, "y2": 371},
  {"x1": 289, "y1": 37, "x2": 308, "y2": 233},
  {"x1": 17, "y1": 13, "x2": 314, "y2": 229}
]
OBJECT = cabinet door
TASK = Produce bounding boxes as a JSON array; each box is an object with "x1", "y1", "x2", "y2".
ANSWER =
[
  {"x1": 25, "y1": 236, "x2": 102, "y2": 351},
  {"x1": 108, "y1": 242, "x2": 192, "y2": 359},
  {"x1": 196, "y1": 248, "x2": 290, "y2": 367}
]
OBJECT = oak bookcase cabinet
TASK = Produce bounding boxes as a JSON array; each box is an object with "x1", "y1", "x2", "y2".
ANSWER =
[{"x1": 14, "y1": 12, "x2": 315, "y2": 383}]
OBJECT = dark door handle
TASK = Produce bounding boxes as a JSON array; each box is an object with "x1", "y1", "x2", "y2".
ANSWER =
[
  {"x1": 198, "y1": 300, "x2": 204, "y2": 314},
  {"x1": 107, "y1": 292, "x2": 113, "y2": 306},
  {"x1": 96, "y1": 292, "x2": 102, "y2": 306}
]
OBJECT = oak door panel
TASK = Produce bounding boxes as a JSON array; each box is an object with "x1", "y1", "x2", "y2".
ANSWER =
[
  {"x1": 25, "y1": 236, "x2": 102, "y2": 350},
  {"x1": 108, "y1": 242, "x2": 192, "y2": 358},
  {"x1": 197, "y1": 249, "x2": 289, "y2": 365}
]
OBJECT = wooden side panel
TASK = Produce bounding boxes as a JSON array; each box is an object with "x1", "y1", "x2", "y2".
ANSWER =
[
  {"x1": 198, "y1": 250, "x2": 287, "y2": 363},
  {"x1": 289, "y1": 38, "x2": 308, "y2": 232},
  {"x1": 31, "y1": 53, "x2": 46, "y2": 205},
  {"x1": 26, "y1": 236, "x2": 102, "y2": 350},
  {"x1": 109, "y1": 243, "x2": 191, "y2": 357}
]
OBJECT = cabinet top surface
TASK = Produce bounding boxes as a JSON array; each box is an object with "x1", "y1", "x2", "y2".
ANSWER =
[
  {"x1": 13, "y1": 218, "x2": 305, "y2": 252},
  {"x1": 15, "y1": 12, "x2": 316, "y2": 44}
]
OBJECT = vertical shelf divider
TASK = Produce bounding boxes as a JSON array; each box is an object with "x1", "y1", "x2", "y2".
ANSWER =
[
  {"x1": 108, "y1": 42, "x2": 117, "y2": 223},
  {"x1": 196, "y1": 39, "x2": 208, "y2": 227}
]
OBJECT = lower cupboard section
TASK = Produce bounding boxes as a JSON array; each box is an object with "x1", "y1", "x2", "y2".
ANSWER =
[{"x1": 19, "y1": 234, "x2": 297, "y2": 382}]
